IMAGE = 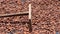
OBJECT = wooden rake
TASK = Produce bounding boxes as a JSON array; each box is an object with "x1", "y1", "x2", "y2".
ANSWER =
[{"x1": 0, "y1": 4, "x2": 32, "y2": 32}]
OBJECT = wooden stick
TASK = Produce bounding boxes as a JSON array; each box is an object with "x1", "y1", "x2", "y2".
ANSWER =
[
  {"x1": 29, "y1": 4, "x2": 31, "y2": 19},
  {"x1": 0, "y1": 11, "x2": 28, "y2": 17},
  {"x1": 28, "y1": 4, "x2": 32, "y2": 32}
]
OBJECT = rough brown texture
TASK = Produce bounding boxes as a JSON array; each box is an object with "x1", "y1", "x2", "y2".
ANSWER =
[{"x1": 0, "y1": 0, "x2": 60, "y2": 34}]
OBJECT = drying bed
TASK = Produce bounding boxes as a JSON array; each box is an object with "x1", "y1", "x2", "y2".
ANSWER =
[{"x1": 0, "y1": 0, "x2": 60, "y2": 34}]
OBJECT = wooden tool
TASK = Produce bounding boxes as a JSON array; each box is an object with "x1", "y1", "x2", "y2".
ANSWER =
[{"x1": 0, "y1": 4, "x2": 32, "y2": 32}]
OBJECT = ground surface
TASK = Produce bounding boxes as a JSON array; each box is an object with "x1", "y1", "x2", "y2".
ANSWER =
[{"x1": 0, "y1": 0, "x2": 60, "y2": 34}]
